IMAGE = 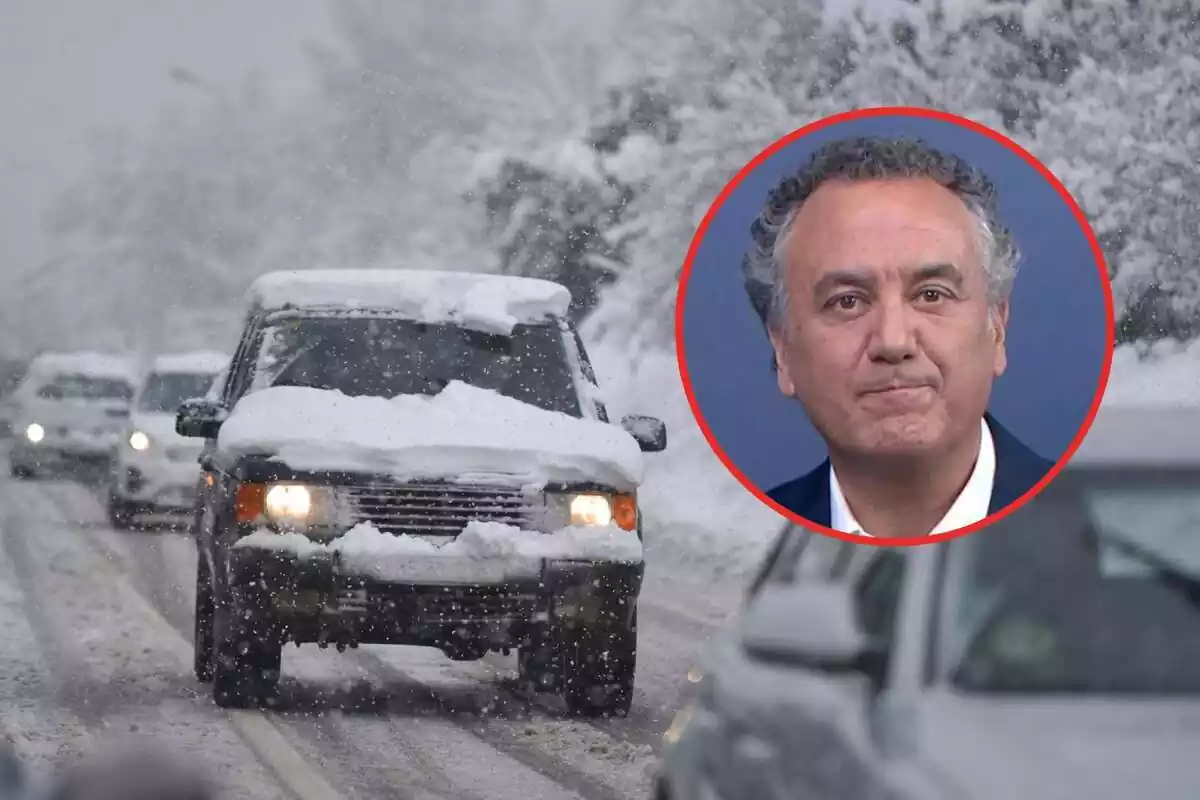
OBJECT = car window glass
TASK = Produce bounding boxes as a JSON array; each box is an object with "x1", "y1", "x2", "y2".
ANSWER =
[
  {"x1": 227, "y1": 327, "x2": 263, "y2": 406},
  {"x1": 570, "y1": 328, "x2": 608, "y2": 422},
  {"x1": 747, "y1": 527, "x2": 857, "y2": 601},
  {"x1": 946, "y1": 469, "x2": 1200, "y2": 694},
  {"x1": 221, "y1": 326, "x2": 254, "y2": 406}
]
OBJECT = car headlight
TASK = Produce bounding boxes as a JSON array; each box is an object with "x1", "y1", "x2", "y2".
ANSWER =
[
  {"x1": 543, "y1": 491, "x2": 639, "y2": 531},
  {"x1": 24, "y1": 423, "x2": 44, "y2": 443},
  {"x1": 261, "y1": 482, "x2": 338, "y2": 534},
  {"x1": 128, "y1": 430, "x2": 150, "y2": 451}
]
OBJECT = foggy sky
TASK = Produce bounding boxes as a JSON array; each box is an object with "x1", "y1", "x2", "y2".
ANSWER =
[{"x1": 0, "y1": 0, "x2": 338, "y2": 277}]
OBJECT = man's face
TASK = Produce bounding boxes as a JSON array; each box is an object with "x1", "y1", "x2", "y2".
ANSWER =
[{"x1": 769, "y1": 177, "x2": 1009, "y2": 459}]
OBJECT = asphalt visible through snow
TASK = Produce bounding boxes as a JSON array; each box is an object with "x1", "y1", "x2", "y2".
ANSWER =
[{"x1": 0, "y1": 454, "x2": 743, "y2": 800}]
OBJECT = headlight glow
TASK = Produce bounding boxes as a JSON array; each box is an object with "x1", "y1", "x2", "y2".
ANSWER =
[
  {"x1": 569, "y1": 493, "x2": 613, "y2": 526},
  {"x1": 128, "y1": 430, "x2": 150, "y2": 451},
  {"x1": 258, "y1": 483, "x2": 339, "y2": 535},
  {"x1": 24, "y1": 423, "x2": 44, "y2": 443},
  {"x1": 265, "y1": 484, "x2": 312, "y2": 521}
]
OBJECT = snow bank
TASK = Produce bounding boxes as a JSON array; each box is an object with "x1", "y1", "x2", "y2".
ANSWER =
[
  {"x1": 1102, "y1": 341, "x2": 1200, "y2": 408},
  {"x1": 233, "y1": 520, "x2": 643, "y2": 584},
  {"x1": 151, "y1": 351, "x2": 229, "y2": 375},
  {"x1": 246, "y1": 269, "x2": 572, "y2": 336},
  {"x1": 218, "y1": 380, "x2": 644, "y2": 490},
  {"x1": 583, "y1": 339, "x2": 783, "y2": 584}
]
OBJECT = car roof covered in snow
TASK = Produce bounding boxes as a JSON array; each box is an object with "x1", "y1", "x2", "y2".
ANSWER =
[
  {"x1": 245, "y1": 269, "x2": 573, "y2": 336},
  {"x1": 150, "y1": 351, "x2": 229, "y2": 375},
  {"x1": 25, "y1": 351, "x2": 138, "y2": 383},
  {"x1": 1068, "y1": 402, "x2": 1200, "y2": 468}
]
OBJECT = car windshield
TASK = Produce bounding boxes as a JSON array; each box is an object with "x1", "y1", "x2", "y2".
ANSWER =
[
  {"x1": 137, "y1": 372, "x2": 217, "y2": 413},
  {"x1": 39, "y1": 373, "x2": 133, "y2": 402},
  {"x1": 249, "y1": 315, "x2": 584, "y2": 417},
  {"x1": 945, "y1": 468, "x2": 1200, "y2": 695}
]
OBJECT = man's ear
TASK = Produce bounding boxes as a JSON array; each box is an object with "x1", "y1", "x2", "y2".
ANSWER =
[
  {"x1": 767, "y1": 326, "x2": 796, "y2": 397},
  {"x1": 991, "y1": 299, "x2": 1010, "y2": 378}
]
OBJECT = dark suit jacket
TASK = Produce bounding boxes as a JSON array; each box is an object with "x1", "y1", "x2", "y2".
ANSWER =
[{"x1": 765, "y1": 414, "x2": 1055, "y2": 527}]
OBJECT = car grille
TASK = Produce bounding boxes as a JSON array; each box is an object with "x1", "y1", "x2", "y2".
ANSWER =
[{"x1": 342, "y1": 482, "x2": 538, "y2": 537}]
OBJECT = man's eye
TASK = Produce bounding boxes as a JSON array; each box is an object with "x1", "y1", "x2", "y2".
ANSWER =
[
  {"x1": 832, "y1": 295, "x2": 860, "y2": 310},
  {"x1": 918, "y1": 288, "x2": 949, "y2": 303}
]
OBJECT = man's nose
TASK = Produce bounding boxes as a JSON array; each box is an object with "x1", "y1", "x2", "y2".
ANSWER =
[{"x1": 866, "y1": 298, "x2": 918, "y2": 364}]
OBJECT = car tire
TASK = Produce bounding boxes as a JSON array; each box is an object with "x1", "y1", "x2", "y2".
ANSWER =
[
  {"x1": 193, "y1": 557, "x2": 215, "y2": 683},
  {"x1": 518, "y1": 634, "x2": 560, "y2": 694},
  {"x1": 211, "y1": 602, "x2": 282, "y2": 709},
  {"x1": 560, "y1": 608, "x2": 638, "y2": 718}
]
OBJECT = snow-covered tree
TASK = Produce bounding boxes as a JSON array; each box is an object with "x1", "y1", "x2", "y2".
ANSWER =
[{"x1": 1027, "y1": 0, "x2": 1200, "y2": 343}]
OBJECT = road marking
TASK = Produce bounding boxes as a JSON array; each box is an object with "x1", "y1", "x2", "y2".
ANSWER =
[
  {"x1": 227, "y1": 712, "x2": 345, "y2": 800},
  {"x1": 40, "y1": 496, "x2": 347, "y2": 800}
]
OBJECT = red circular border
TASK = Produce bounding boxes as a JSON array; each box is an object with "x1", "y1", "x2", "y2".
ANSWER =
[{"x1": 674, "y1": 105, "x2": 1116, "y2": 549}]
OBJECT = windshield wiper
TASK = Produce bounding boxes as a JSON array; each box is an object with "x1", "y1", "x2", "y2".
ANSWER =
[{"x1": 1098, "y1": 533, "x2": 1200, "y2": 606}]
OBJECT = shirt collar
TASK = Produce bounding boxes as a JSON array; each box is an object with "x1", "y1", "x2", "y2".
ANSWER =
[{"x1": 829, "y1": 417, "x2": 996, "y2": 538}]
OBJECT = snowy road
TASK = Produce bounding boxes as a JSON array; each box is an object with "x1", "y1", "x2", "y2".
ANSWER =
[{"x1": 0, "y1": 462, "x2": 746, "y2": 800}]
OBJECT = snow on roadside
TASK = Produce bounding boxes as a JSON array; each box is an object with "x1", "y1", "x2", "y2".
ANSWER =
[
  {"x1": 584, "y1": 340, "x2": 783, "y2": 589},
  {"x1": 217, "y1": 381, "x2": 644, "y2": 491},
  {"x1": 1102, "y1": 340, "x2": 1200, "y2": 408},
  {"x1": 234, "y1": 520, "x2": 644, "y2": 584}
]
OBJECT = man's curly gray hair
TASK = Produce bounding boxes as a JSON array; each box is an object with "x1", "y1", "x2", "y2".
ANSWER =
[{"x1": 743, "y1": 135, "x2": 1020, "y2": 333}]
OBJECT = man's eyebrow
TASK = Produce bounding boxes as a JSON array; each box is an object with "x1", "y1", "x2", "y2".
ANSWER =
[
  {"x1": 911, "y1": 262, "x2": 965, "y2": 285},
  {"x1": 812, "y1": 269, "x2": 876, "y2": 298}
]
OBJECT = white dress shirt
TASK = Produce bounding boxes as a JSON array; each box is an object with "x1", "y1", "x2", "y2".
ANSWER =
[{"x1": 829, "y1": 417, "x2": 996, "y2": 538}]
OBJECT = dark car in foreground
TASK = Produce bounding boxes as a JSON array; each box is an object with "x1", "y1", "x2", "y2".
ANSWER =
[{"x1": 656, "y1": 404, "x2": 1200, "y2": 800}]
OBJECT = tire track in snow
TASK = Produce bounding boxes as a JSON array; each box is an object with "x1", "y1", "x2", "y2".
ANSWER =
[
  {"x1": 0, "y1": 482, "x2": 95, "y2": 774},
  {"x1": 2, "y1": 479, "x2": 319, "y2": 800}
]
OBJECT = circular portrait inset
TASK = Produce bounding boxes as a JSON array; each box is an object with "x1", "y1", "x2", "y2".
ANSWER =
[{"x1": 677, "y1": 107, "x2": 1114, "y2": 546}]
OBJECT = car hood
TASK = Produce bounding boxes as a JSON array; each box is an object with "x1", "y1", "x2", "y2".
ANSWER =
[
  {"x1": 912, "y1": 692, "x2": 1200, "y2": 800},
  {"x1": 216, "y1": 382, "x2": 644, "y2": 490}
]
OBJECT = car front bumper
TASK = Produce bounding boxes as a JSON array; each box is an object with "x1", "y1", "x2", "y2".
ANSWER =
[
  {"x1": 223, "y1": 545, "x2": 644, "y2": 651},
  {"x1": 112, "y1": 451, "x2": 201, "y2": 511},
  {"x1": 11, "y1": 436, "x2": 116, "y2": 470}
]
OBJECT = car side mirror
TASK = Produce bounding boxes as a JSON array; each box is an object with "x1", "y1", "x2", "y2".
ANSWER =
[
  {"x1": 739, "y1": 582, "x2": 875, "y2": 673},
  {"x1": 176, "y1": 398, "x2": 227, "y2": 439},
  {"x1": 621, "y1": 414, "x2": 667, "y2": 452}
]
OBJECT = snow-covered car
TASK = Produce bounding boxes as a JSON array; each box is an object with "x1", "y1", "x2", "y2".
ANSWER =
[
  {"x1": 655, "y1": 404, "x2": 1200, "y2": 800},
  {"x1": 176, "y1": 269, "x2": 667, "y2": 713},
  {"x1": 106, "y1": 351, "x2": 229, "y2": 528},
  {"x1": 9, "y1": 352, "x2": 137, "y2": 478}
]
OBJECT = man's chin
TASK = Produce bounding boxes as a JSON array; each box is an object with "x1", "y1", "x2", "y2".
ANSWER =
[{"x1": 851, "y1": 415, "x2": 948, "y2": 456}]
